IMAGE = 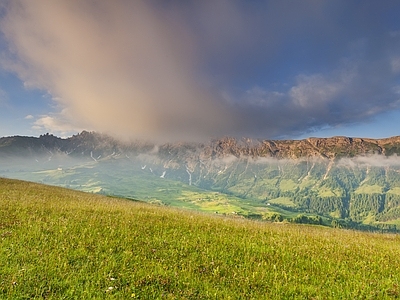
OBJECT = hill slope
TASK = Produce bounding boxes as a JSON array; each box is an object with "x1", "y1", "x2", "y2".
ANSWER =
[{"x1": 1, "y1": 178, "x2": 400, "y2": 299}]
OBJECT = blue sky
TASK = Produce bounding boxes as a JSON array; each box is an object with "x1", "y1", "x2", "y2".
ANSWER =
[{"x1": 0, "y1": 0, "x2": 400, "y2": 141}]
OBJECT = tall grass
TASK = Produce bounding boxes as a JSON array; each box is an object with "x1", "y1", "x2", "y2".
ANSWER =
[{"x1": 1, "y1": 178, "x2": 400, "y2": 299}]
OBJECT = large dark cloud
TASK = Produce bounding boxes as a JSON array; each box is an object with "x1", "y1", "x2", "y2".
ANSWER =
[{"x1": 1, "y1": 0, "x2": 400, "y2": 140}]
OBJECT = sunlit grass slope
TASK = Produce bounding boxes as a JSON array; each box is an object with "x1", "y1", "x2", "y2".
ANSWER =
[{"x1": 1, "y1": 178, "x2": 400, "y2": 299}]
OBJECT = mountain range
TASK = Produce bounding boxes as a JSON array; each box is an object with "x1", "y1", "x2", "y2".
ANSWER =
[
  {"x1": 2, "y1": 131, "x2": 400, "y2": 231},
  {"x1": 2, "y1": 131, "x2": 400, "y2": 159}
]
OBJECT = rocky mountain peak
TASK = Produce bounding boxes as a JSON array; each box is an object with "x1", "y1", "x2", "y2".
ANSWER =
[{"x1": 2, "y1": 131, "x2": 400, "y2": 160}]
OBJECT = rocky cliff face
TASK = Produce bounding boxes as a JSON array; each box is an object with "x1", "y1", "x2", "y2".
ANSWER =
[
  {"x1": 203, "y1": 136, "x2": 400, "y2": 159},
  {"x1": 2, "y1": 131, "x2": 400, "y2": 160}
]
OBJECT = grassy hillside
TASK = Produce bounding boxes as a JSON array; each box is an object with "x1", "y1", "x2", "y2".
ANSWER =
[{"x1": 1, "y1": 178, "x2": 400, "y2": 299}]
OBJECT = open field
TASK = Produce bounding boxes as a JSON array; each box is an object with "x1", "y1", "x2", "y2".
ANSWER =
[{"x1": 1, "y1": 178, "x2": 400, "y2": 299}]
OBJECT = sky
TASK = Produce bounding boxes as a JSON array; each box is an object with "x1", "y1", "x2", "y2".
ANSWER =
[{"x1": 0, "y1": 0, "x2": 400, "y2": 141}]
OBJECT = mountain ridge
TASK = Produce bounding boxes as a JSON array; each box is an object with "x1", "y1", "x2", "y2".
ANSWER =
[{"x1": 2, "y1": 131, "x2": 400, "y2": 160}]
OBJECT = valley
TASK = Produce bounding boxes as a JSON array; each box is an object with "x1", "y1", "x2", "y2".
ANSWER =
[{"x1": 2, "y1": 132, "x2": 400, "y2": 231}]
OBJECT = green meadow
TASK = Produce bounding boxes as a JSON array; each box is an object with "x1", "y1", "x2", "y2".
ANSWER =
[{"x1": 1, "y1": 177, "x2": 400, "y2": 299}]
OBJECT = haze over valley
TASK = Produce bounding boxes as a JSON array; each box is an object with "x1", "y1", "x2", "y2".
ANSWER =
[{"x1": 1, "y1": 131, "x2": 400, "y2": 231}]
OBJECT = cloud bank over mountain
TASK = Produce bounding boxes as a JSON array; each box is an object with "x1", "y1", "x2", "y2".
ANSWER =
[{"x1": 1, "y1": 0, "x2": 400, "y2": 140}]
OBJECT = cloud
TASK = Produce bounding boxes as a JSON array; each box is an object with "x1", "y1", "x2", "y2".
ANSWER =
[
  {"x1": 338, "y1": 154, "x2": 400, "y2": 168},
  {"x1": 233, "y1": 56, "x2": 400, "y2": 138},
  {"x1": 1, "y1": 0, "x2": 400, "y2": 140},
  {"x1": 32, "y1": 110, "x2": 83, "y2": 137},
  {"x1": 0, "y1": 0, "x2": 234, "y2": 141},
  {"x1": 24, "y1": 114, "x2": 33, "y2": 119}
]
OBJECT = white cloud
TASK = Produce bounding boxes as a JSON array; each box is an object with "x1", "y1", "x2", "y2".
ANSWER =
[
  {"x1": 32, "y1": 110, "x2": 83, "y2": 137},
  {"x1": 24, "y1": 114, "x2": 34, "y2": 119},
  {"x1": 339, "y1": 154, "x2": 400, "y2": 168},
  {"x1": 289, "y1": 74, "x2": 344, "y2": 108}
]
